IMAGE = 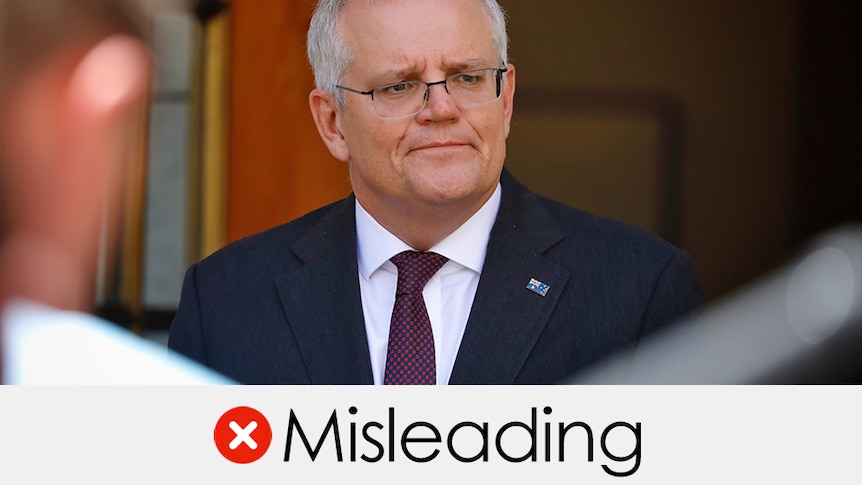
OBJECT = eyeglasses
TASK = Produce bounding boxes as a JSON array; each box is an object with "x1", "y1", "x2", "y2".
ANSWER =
[{"x1": 336, "y1": 67, "x2": 508, "y2": 119}]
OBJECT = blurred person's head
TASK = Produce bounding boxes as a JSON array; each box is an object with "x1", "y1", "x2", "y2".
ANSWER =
[{"x1": 0, "y1": 0, "x2": 152, "y2": 312}]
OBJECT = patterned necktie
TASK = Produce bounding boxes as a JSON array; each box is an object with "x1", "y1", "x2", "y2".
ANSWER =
[{"x1": 383, "y1": 250, "x2": 448, "y2": 385}]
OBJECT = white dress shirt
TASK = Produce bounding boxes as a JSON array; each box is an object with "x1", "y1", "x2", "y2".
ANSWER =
[{"x1": 356, "y1": 183, "x2": 501, "y2": 385}]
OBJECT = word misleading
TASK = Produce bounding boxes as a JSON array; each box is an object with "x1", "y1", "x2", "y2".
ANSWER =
[{"x1": 284, "y1": 406, "x2": 641, "y2": 477}]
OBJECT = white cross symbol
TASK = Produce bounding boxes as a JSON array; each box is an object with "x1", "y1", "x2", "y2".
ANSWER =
[{"x1": 229, "y1": 420, "x2": 259, "y2": 450}]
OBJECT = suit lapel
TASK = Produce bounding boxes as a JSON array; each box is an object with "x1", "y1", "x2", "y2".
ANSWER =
[
  {"x1": 274, "y1": 196, "x2": 374, "y2": 384},
  {"x1": 450, "y1": 171, "x2": 570, "y2": 384}
]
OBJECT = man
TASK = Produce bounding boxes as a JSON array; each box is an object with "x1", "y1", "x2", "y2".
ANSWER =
[
  {"x1": 168, "y1": 0, "x2": 702, "y2": 384},
  {"x1": 0, "y1": 0, "x2": 231, "y2": 384}
]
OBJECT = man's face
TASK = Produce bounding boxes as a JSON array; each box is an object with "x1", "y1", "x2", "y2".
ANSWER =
[{"x1": 332, "y1": 0, "x2": 515, "y2": 224}]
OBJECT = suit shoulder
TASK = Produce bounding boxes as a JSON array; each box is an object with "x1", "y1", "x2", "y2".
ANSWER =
[
  {"x1": 533, "y1": 194, "x2": 701, "y2": 310},
  {"x1": 499, "y1": 170, "x2": 681, "y2": 259},
  {"x1": 194, "y1": 197, "x2": 349, "y2": 275},
  {"x1": 537, "y1": 194, "x2": 684, "y2": 261}
]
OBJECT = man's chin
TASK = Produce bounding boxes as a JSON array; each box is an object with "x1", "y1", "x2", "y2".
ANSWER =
[{"x1": 411, "y1": 176, "x2": 495, "y2": 210}]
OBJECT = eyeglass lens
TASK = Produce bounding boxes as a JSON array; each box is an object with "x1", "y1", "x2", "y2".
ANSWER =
[{"x1": 372, "y1": 68, "x2": 503, "y2": 119}]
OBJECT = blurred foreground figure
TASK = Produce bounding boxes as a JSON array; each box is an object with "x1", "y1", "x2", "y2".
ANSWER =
[{"x1": 0, "y1": 0, "x2": 231, "y2": 383}]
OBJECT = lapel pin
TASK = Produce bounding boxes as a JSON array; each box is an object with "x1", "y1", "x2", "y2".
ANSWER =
[{"x1": 526, "y1": 278, "x2": 550, "y2": 297}]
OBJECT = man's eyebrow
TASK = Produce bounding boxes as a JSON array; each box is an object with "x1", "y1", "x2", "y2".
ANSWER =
[
  {"x1": 368, "y1": 67, "x2": 419, "y2": 85},
  {"x1": 367, "y1": 59, "x2": 495, "y2": 86},
  {"x1": 444, "y1": 59, "x2": 490, "y2": 72}
]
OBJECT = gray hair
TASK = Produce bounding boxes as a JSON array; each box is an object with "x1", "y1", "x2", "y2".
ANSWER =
[{"x1": 307, "y1": 0, "x2": 509, "y2": 108}]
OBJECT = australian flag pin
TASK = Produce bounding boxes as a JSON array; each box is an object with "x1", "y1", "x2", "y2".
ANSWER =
[{"x1": 526, "y1": 278, "x2": 550, "y2": 297}]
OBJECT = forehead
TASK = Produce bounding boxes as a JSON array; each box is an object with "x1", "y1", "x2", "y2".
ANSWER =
[{"x1": 339, "y1": 0, "x2": 496, "y2": 77}]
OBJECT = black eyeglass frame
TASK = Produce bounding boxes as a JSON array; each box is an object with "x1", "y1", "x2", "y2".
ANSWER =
[{"x1": 336, "y1": 66, "x2": 508, "y2": 118}]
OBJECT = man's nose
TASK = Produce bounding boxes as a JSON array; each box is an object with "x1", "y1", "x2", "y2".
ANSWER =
[{"x1": 417, "y1": 82, "x2": 459, "y2": 122}]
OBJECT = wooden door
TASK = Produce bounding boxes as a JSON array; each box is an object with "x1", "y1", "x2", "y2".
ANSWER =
[{"x1": 227, "y1": 0, "x2": 351, "y2": 243}]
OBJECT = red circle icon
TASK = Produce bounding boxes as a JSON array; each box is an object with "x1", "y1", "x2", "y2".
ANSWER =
[{"x1": 214, "y1": 406, "x2": 273, "y2": 464}]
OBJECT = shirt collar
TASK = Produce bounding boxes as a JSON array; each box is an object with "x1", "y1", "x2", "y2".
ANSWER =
[{"x1": 356, "y1": 183, "x2": 501, "y2": 280}]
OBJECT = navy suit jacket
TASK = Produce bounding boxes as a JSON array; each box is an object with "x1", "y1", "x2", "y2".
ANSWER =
[{"x1": 168, "y1": 170, "x2": 701, "y2": 384}]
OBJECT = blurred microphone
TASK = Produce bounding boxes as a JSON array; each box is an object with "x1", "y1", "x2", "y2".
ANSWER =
[{"x1": 571, "y1": 224, "x2": 862, "y2": 384}]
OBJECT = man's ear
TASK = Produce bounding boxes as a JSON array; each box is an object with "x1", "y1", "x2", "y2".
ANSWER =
[
  {"x1": 309, "y1": 88, "x2": 350, "y2": 162},
  {"x1": 502, "y1": 63, "x2": 516, "y2": 139}
]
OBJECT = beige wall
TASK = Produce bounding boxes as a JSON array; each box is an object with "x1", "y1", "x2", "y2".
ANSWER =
[{"x1": 501, "y1": 0, "x2": 799, "y2": 300}]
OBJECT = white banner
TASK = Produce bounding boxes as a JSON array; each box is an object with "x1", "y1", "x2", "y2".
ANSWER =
[{"x1": 0, "y1": 386, "x2": 858, "y2": 483}]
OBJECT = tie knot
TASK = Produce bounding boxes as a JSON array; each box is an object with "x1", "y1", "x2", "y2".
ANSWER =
[{"x1": 390, "y1": 250, "x2": 448, "y2": 294}]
